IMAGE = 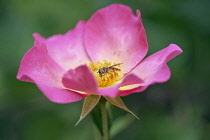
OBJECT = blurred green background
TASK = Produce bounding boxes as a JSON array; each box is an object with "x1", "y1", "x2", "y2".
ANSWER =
[{"x1": 1, "y1": 0, "x2": 210, "y2": 140}]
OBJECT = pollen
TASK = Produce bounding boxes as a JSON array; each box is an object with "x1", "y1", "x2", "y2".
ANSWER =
[{"x1": 87, "y1": 60, "x2": 123, "y2": 88}]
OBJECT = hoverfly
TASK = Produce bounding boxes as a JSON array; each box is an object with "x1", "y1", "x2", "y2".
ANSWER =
[{"x1": 97, "y1": 63, "x2": 122, "y2": 77}]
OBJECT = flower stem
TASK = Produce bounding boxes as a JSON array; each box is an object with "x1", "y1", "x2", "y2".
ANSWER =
[{"x1": 100, "y1": 98, "x2": 109, "y2": 140}]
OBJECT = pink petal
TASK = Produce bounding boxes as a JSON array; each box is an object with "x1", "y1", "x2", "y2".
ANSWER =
[
  {"x1": 118, "y1": 74, "x2": 146, "y2": 96},
  {"x1": 62, "y1": 65, "x2": 98, "y2": 94},
  {"x1": 120, "y1": 73, "x2": 144, "y2": 87},
  {"x1": 97, "y1": 84, "x2": 121, "y2": 98},
  {"x1": 33, "y1": 33, "x2": 46, "y2": 46},
  {"x1": 35, "y1": 82, "x2": 86, "y2": 104},
  {"x1": 121, "y1": 44, "x2": 183, "y2": 96},
  {"x1": 97, "y1": 74, "x2": 144, "y2": 98},
  {"x1": 85, "y1": 4, "x2": 148, "y2": 73},
  {"x1": 119, "y1": 86, "x2": 147, "y2": 96},
  {"x1": 17, "y1": 42, "x2": 85, "y2": 103},
  {"x1": 33, "y1": 21, "x2": 90, "y2": 71}
]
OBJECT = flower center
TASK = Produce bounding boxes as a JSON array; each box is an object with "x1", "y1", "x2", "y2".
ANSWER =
[{"x1": 87, "y1": 60, "x2": 123, "y2": 88}]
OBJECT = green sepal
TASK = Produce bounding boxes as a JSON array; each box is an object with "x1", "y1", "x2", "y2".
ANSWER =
[
  {"x1": 104, "y1": 96, "x2": 139, "y2": 120},
  {"x1": 76, "y1": 95, "x2": 101, "y2": 126}
]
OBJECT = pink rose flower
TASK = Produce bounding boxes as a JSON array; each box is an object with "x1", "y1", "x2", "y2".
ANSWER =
[{"x1": 17, "y1": 4, "x2": 183, "y2": 104}]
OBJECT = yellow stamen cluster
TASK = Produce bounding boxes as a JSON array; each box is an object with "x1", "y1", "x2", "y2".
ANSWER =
[{"x1": 87, "y1": 60, "x2": 122, "y2": 88}]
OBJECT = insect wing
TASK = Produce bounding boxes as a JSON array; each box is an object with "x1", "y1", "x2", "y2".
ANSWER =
[{"x1": 109, "y1": 63, "x2": 122, "y2": 68}]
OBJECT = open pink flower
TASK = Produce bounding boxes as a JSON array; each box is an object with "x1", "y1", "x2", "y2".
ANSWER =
[{"x1": 17, "y1": 4, "x2": 183, "y2": 104}]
